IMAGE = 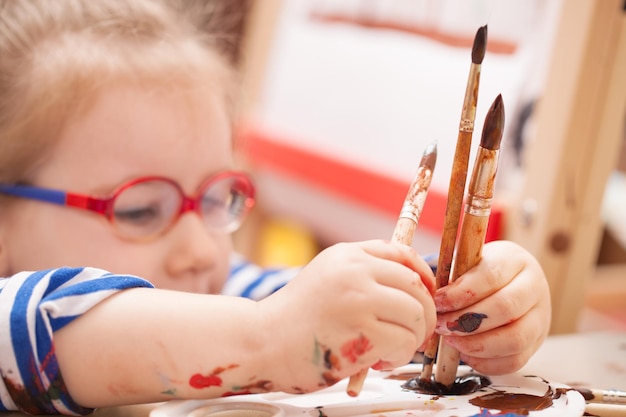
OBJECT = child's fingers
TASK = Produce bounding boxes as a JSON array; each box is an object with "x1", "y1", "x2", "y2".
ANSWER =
[
  {"x1": 444, "y1": 308, "x2": 546, "y2": 357},
  {"x1": 358, "y1": 240, "x2": 436, "y2": 294},
  {"x1": 433, "y1": 241, "x2": 528, "y2": 313},
  {"x1": 370, "y1": 283, "x2": 435, "y2": 344},
  {"x1": 446, "y1": 312, "x2": 545, "y2": 375},
  {"x1": 435, "y1": 265, "x2": 540, "y2": 336},
  {"x1": 361, "y1": 320, "x2": 425, "y2": 368},
  {"x1": 459, "y1": 351, "x2": 532, "y2": 376}
]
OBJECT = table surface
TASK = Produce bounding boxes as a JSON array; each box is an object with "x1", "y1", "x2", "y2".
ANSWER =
[
  {"x1": 520, "y1": 331, "x2": 626, "y2": 392},
  {"x1": 5, "y1": 331, "x2": 625, "y2": 417}
]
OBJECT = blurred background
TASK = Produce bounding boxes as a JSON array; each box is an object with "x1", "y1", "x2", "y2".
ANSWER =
[{"x1": 199, "y1": 0, "x2": 626, "y2": 335}]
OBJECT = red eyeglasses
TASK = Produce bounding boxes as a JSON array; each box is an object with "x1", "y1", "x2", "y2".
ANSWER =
[{"x1": 0, "y1": 171, "x2": 255, "y2": 241}]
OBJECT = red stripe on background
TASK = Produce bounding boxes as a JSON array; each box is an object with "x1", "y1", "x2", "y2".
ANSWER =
[{"x1": 238, "y1": 129, "x2": 502, "y2": 241}]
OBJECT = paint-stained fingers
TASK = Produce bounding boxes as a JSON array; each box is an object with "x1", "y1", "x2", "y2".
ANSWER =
[
  {"x1": 434, "y1": 241, "x2": 528, "y2": 313},
  {"x1": 440, "y1": 305, "x2": 547, "y2": 374},
  {"x1": 361, "y1": 318, "x2": 427, "y2": 369},
  {"x1": 435, "y1": 257, "x2": 543, "y2": 336},
  {"x1": 334, "y1": 322, "x2": 420, "y2": 373}
]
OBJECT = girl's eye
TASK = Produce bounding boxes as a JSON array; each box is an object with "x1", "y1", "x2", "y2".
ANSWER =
[{"x1": 114, "y1": 205, "x2": 162, "y2": 226}]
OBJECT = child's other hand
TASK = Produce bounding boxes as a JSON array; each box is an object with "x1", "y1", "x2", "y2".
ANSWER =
[
  {"x1": 434, "y1": 240, "x2": 550, "y2": 375},
  {"x1": 259, "y1": 240, "x2": 436, "y2": 393}
]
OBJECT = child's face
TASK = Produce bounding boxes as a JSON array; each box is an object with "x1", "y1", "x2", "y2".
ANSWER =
[{"x1": 0, "y1": 84, "x2": 236, "y2": 293}]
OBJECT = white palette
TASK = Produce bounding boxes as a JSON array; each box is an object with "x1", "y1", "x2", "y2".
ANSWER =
[{"x1": 151, "y1": 365, "x2": 586, "y2": 417}]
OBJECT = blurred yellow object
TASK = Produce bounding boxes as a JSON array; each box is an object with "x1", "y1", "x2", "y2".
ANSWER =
[{"x1": 256, "y1": 218, "x2": 319, "y2": 268}]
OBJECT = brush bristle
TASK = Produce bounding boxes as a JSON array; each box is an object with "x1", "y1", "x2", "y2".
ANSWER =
[
  {"x1": 420, "y1": 141, "x2": 437, "y2": 172},
  {"x1": 480, "y1": 94, "x2": 505, "y2": 150},
  {"x1": 471, "y1": 25, "x2": 488, "y2": 64}
]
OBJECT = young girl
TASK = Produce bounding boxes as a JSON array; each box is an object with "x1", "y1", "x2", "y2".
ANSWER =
[{"x1": 0, "y1": 0, "x2": 551, "y2": 415}]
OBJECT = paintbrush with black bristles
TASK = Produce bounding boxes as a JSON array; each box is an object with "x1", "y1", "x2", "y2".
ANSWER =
[
  {"x1": 434, "y1": 94, "x2": 505, "y2": 388},
  {"x1": 420, "y1": 24, "x2": 488, "y2": 383}
]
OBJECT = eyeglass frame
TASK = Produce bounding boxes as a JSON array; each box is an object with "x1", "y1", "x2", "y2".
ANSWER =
[{"x1": 0, "y1": 170, "x2": 256, "y2": 241}]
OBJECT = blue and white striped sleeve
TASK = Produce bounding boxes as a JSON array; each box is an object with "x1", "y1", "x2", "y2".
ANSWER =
[
  {"x1": 222, "y1": 254, "x2": 300, "y2": 300},
  {"x1": 0, "y1": 267, "x2": 153, "y2": 416}
]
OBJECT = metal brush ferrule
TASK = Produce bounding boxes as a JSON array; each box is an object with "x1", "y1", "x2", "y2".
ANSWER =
[
  {"x1": 465, "y1": 195, "x2": 493, "y2": 216},
  {"x1": 465, "y1": 148, "x2": 499, "y2": 217},
  {"x1": 602, "y1": 389, "x2": 626, "y2": 404},
  {"x1": 399, "y1": 201, "x2": 423, "y2": 224},
  {"x1": 459, "y1": 118, "x2": 474, "y2": 133}
]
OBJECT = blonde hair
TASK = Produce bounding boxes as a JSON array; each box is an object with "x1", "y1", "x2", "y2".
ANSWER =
[{"x1": 0, "y1": 0, "x2": 239, "y2": 184}]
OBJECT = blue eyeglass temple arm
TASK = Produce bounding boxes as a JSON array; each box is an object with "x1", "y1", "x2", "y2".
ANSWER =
[{"x1": 0, "y1": 184, "x2": 68, "y2": 205}]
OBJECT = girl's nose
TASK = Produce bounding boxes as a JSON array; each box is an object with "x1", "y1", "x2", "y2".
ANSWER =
[{"x1": 162, "y1": 212, "x2": 230, "y2": 293}]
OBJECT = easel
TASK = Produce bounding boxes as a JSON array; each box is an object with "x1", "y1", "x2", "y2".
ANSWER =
[{"x1": 506, "y1": 0, "x2": 626, "y2": 334}]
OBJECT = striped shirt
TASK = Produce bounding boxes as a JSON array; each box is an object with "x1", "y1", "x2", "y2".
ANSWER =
[{"x1": 0, "y1": 256, "x2": 298, "y2": 415}]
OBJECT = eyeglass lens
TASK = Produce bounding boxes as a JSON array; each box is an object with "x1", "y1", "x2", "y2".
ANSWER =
[
  {"x1": 199, "y1": 176, "x2": 251, "y2": 233},
  {"x1": 111, "y1": 175, "x2": 252, "y2": 239}
]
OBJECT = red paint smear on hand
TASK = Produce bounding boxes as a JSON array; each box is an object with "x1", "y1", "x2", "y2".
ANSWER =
[
  {"x1": 341, "y1": 334, "x2": 373, "y2": 363},
  {"x1": 189, "y1": 373, "x2": 222, "y2": 389},
  {"x1": 189, "y1": 364, "x2": 239, "y2": 389}
]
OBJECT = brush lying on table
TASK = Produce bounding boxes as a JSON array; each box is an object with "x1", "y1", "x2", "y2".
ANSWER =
[
  {"x1": 346, "y1": 141, "x2": 437, "y2": 397},
  {"x1": 582, "y1": 390, "x2": 626, "y2": 417},
  {"x1": 578, "y1": 387, "x2": 626, "y2": 417},
  {"x1": 575, "y1": 387, "x2": 626, "y2": 405}
]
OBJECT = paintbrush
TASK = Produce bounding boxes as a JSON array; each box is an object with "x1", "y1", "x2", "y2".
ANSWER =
[
  {"x1": 346, "y1": 141, "x2": 437, "y2": 397},
  {"x1": 575, "y1": 387, "x2": 626, "y2": 405},
  {"x1": 420, "y1": 24, "x2": 488, "y2": 382},
  {"x1": 434, "y1": 94, "x2": 505, "y2": 388}
]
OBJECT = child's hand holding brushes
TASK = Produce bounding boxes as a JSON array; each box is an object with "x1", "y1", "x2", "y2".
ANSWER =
[{"x1": 346, "y1": 142, "x2": 437, "y2": 396}]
